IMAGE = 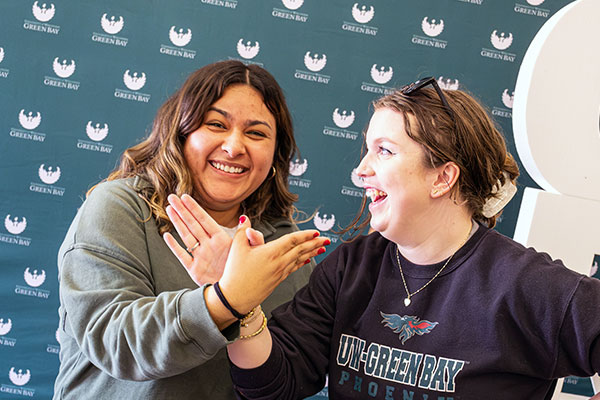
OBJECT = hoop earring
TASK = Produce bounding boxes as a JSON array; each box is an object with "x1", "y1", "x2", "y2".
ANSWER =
[{"x1": 270, "y1": 166, "x2": 277, "y2": 179}]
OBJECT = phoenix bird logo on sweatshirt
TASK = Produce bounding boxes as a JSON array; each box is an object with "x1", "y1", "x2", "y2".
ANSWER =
[{"x1": 380, "y1": 312, "x2": 438, "y2": 344}]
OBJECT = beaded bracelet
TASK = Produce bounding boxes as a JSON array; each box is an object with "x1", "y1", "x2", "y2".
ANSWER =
[
  {"x1": 213, "y1": 281, "x2": 245, "y2": 320},
  {"x1": 239, "y1": 311, "x2": 267, "y2": 340},
  {"x1": 240, "y1": 305, "x2": 261, "y2": 328}
]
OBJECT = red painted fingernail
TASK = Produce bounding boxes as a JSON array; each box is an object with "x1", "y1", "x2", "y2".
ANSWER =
[
  {"x1": 324, "y1": 239, "x2": 331, "y2": 245},
  {"x1": 239, "y1": 216, "x2": 247, "y2": 224},
  {"x1": 317, "y1": 247, "x2": 326, "y2": 255},
  {"x1": 304, "y1": 259, "x2": 311, "y2": 264},
  {"x1": 313, "y1": 232, "x2": 320, "y2": 238}
]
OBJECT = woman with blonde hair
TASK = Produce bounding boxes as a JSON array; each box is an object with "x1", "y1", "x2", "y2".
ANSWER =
[{"x1": 53, "y1": 60, "x2": 328, "y2": 399}]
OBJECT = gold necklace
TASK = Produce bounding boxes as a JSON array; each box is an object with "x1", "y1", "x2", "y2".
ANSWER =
[{"x1": 396, "y1": 225, "x2": 472, "y2": 307}]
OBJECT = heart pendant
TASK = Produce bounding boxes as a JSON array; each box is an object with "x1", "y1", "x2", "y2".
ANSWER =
[{"x1": 404, "y1": 297, "x2": 411, "y2": 307}]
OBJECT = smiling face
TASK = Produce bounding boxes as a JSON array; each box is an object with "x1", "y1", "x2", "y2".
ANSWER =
[
  {"x1": 356, "y1": 107, "x2": 440, "y2": 242},
  {"x1": 183, "y1": 84, "x2": 276, "y2": 226}
]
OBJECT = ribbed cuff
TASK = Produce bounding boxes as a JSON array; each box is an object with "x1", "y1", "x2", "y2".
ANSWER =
[{"x1": 229, "y1": 339, "x2": 283, "y2": 389}]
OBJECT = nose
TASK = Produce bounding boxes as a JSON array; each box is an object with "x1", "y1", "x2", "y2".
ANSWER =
[
  {"x1": 355, "y1": 152, "x2": 373, "y2": 177},
  {"x1": 221, "y1": 130, "x2": 246, "y2": 157}
]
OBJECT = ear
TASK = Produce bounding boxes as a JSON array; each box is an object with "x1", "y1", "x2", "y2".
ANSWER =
[{"x1": 431, "y1": 162, "x2": 460, "y2": 198}]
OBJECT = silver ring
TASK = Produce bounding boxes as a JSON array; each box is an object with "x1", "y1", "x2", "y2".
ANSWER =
[{"x1": 186, "y1": 241, "x2": 200, "y2": 253}]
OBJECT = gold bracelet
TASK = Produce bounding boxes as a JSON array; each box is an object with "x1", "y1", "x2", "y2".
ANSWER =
[
  {"x1": 240, "y1": 305, "x2": 262, "y2": 327},
  {"x1": 239, "y1": 311, "x2": 267, "y2": 340}
]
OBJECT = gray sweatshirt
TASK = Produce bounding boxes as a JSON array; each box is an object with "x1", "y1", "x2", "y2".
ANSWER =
[{"x1": 53, "y1": 177, "x2": 314, "y2": 399}]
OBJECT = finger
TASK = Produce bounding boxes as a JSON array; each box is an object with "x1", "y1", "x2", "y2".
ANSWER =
[
  {"x1": 276, "y1": 237, "x2": 331, "y2": 274},
  {"x1": 268, "y1": 229, "x2": 323, "y2": 254},
  {"x1": 167, "y1": 194, "x2": 210, "y2": 242},
  {"x1": 166, "y1": 204, "x2": 201, "y2": 251},
  {"x1": 181, "y1": 194, "x2": 224, "y2": 238},
  {"x1": 295, "y1": 241, "x2": 329, "y2": 266},
  {"x1": 163, "y1": 232, "x2": 193, "y2": 267},
  {"x1": 230, "y1": 215, "x2": 253, "y2": 248},
  {"x1": 246, "y1": 228, "x2": 264, "y2": 246},
  {"x1": 286, "y1": 257, "x2": 313, "y2": 277},
  {"x1": 282, "y1": 244, "x2": 328, "y2": 277}
]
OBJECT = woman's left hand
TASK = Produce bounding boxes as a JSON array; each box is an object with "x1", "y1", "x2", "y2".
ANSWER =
[{"x1": 163, "y1": 194, "x2": 233, "y2": 285}]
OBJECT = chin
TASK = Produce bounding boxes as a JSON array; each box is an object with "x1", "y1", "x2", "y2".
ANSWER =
[{"x1": 369, "y1": 219, "x2": 386, "y2": 235}]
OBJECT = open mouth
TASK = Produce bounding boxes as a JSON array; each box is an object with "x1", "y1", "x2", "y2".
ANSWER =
[
  {"x1": 365, "y1": 188, "x2": 388, "y2": 204},
  {"x1": 210, "y1": 161, "x2": 246, "y2": 174}
]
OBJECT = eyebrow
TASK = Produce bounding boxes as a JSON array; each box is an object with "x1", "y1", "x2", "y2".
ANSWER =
[{"x1": 207, "y1": 107, "x2": 273, "y2": 131}]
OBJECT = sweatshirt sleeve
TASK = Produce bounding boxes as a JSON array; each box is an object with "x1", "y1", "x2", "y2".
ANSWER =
[
  {"x1": 230, "y1": 249, "x2": 341, "y2": 399},
  {"x1": 58, "y1": 181, "x2": 235, "y2": 381},
  {"x1": 553, "y1": 275, "x2": 600, "y2": 378}
]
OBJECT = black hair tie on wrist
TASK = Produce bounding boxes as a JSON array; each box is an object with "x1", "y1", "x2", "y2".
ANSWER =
[{"x1": 213, "y1": 281, "x2": 245, "y2": 320}]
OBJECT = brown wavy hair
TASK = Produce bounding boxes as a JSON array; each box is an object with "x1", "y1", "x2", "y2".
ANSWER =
[
  {"x1": 89, "y1": 60, "x2": 299, "y2": 234},
  {"x1": 342, "y1": 85, "x2": 519, "y2": 238}
]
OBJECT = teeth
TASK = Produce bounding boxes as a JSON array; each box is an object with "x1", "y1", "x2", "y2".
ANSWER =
[
  {"x1": 212, "y1": 162, "x2": 244, "y2": 174},
  {"x1": 365, "y1": 188, "x2": 387, "y2": 202}
]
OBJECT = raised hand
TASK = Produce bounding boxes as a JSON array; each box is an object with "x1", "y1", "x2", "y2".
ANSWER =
[
  {"x1": 163, "y1": 194, "x2": 234, "y2": 285},
  {"x1": 215, "y1": 216, "x2": 330, "y2": 317}
]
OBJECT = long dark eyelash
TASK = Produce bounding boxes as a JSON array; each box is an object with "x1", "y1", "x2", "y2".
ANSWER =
[{"x1": 249, "y1": 130, "x2": 267, "y2": 137}]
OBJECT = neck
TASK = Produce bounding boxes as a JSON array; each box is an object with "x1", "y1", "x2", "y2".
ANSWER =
[
  {"x1": 397, "y1": 206, "x2": 473, "y2": 265},
  {"x1": 204, "y1": 204, "x2": 242, "y2": 228}
]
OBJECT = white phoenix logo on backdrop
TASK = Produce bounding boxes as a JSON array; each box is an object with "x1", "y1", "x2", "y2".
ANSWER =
[
  {"x1": 5, "y1": 215, "x2": 27, "y2": 235},
  {"x1": 86, "y1": 121, "x2": 109, "y2": 141},
  {"x1": 352, "y1": 4, "x2": 374, "y2": 24},
  {"x1": 421, "y1": 17, "x2": 444, "y2": 37},
  {"x1": 502, "y1": 89, "x2": 514, "y2": 108},
  {"x1": 9, "y1": 368, "x2": 31, "y2": 386},
  {"x1": 52, "y1": 58, "x2": 76, "y2": 78},
  {"x1": 24, "y1": 268, "x2": 46, "y2": 287},
  {"x1": 0, "y1": 318, "x2": 12, "y2": 335},
  {"x1": 281, "y1": 0, "x2": 303, "y2": 10},
  {"x1": 32, "y1": 1, "x2": 55, "y2": 22},
  {"x1": 314, "y1": 212, "x2": 335, "y2": 231},
  {"x1": 169, "y1": 26, "x2": 192, "y2": 47},
  {"x1": 38, "y1": 164, "x2": 61, "y2": 184},
  {"x1": 0, "y1": 47, "x2": 4, "y2": 63},
  {"x1": 437, "y1": 77, "x2": 459, "y2": 91},
  {"x1": 19, "y1": 110, "x2": 41, "y2": 130},
  {"x1": 123, "y1": 70, "x2": 146, "y2": 90},
  {"x1": 101, "y1": 14, "x2": 124, "y2": 35},
  {"x1": 304, "y1": 52, "x2": 327, "y2": 72},
  {"x1": 289, "y1": 158, "x2": 308, "y2": 177},
  {"x1": 370, "y1": 64, "x2": 393, "y2": 85},
  {"x1": 332, "y1": 108, "x2": 355, "y2": 129},
  {"x1": 351, "y1": 168, "x2": 364, "y2": 188},
  {"x1": 490, "y1": 30, "x2": 513, "y2": 50},
  {"x1": 237, "y1": 39, "x2": 260, "y2": 59}
]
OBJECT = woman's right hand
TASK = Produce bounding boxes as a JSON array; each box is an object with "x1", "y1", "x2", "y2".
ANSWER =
[{"x1": 216, "y1": 216, "x2": 330, "y2": 317}]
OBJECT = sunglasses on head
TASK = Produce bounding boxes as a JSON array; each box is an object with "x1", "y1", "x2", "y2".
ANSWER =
[{"x1": 400, "y1": 76, "x2": 455, "y2": 121}]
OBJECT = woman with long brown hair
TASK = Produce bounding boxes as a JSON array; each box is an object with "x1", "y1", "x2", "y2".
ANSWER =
[{"x1": 53, "y1": 60, "x2": 328, "y2": 399}]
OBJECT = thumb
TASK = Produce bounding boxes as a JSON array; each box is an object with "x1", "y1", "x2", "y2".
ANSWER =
[
  {"x1": 231, "y1": 215, "x2": 252, "y2": 249},
  {"x1": 237, "y1": 215, "x2": 264, "y2": 246},
  {"x1": 246, "y1": 228, "x2": 264, "y2": 246}
]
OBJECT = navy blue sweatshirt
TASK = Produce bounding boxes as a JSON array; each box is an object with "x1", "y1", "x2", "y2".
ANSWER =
[{"x1": 231, "y1": 224, "x2": 600, "y2": 399}]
